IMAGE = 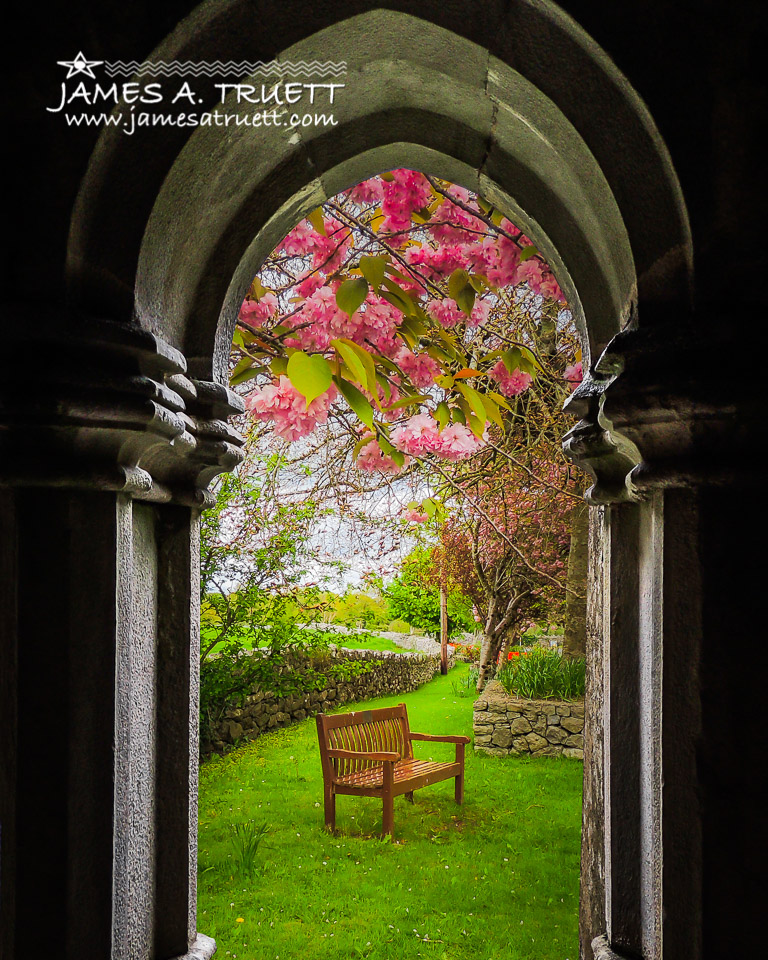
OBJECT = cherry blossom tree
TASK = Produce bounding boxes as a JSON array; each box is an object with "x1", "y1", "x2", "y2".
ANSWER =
[
  {"x1": 434, "y1": 454, "x2": 574, "y2": 691},
  {"x1": 231, "y1": 170, "x2": 582, "y2": 476}
]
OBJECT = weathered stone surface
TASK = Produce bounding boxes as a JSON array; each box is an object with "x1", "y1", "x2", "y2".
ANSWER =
[
  {"x1": 491, "y1": 728, "x2": 514, "y2": 748},
  {"x1": 508, "y1": 716, "x2": 531, "y2": 734},
  {"x1": 525, "y1": 733, "x2": 549, "y2": 751},
  {"x1": 561, "y1": 716, "x2": 584, "y2": 733},
  {"x1": 226, "y1": 720, "x2": 243, "y2": 740},
  {"x1": 563, "y1": 747, "x2": 584, "y2": 760},
  {"x1": 472, "y1": 681, "x2": 584, "y2": 760},
  {"x1": 475, "y1": 746, "x2": 511, "y2": 757},
  {"x1": 546, "y1": 725, "x2": 569, "y2": 744}
]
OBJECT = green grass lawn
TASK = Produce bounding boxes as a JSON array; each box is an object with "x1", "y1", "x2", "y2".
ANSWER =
[{"x1": 197, "y1": 664, "x2": 582, "y2": 960}]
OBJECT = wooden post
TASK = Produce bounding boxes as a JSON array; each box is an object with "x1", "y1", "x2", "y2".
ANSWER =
[{"x1": 440, "y1": 583, "x2": 448, "y2": 675}]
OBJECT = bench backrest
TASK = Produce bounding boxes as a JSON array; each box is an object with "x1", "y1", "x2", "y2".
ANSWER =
[{"x1": 316, "y1": 703, "x2": 414, "y2": 781}]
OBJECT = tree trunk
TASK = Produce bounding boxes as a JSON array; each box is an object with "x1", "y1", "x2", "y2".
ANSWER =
[
  {"x1": 563, "y1": 500, "x2": 588, "y2": 659},
  {"x1": 476, "y1": 628, "x2": 505, "y2": 691},
  {"x1": 439, "y1": 583, "x2": 448, "y2": 675}
]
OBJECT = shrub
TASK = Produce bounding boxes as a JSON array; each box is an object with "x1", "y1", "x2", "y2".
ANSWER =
[
  {"x1": 453, "y1": 641, "x2": 481, "y2": 663},
  {"x1": 496, "y1": 648, "x2": 585, "y2": 700}
]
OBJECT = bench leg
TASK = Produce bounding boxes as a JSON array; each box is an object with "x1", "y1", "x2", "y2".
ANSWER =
[
  {"x1": 455, "y1": 743, "x2": 465, "y2": 804},
  {"x1": 454, "y1": 773, "x2": 464, "y2": 805},
  {"x1": 324, "y1": 785, "x2": 336, "y2": 832},
  {"x1": 405, "y1": 791, "x2": 414, "y2": 803}
]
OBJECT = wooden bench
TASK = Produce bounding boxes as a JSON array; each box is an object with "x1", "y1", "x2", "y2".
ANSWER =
[{"x1": 316, "y1": 702, "x2": 470, "y2": 837}]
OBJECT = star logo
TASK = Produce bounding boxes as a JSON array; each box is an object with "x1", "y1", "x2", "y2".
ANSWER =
[{"x1": 57, "y1": 52, "x2": 103, "y2": 80}]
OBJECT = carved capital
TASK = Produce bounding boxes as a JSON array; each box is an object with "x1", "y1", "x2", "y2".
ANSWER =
[
  {"x1": 0, "y1": 314, "x2": 244, "y2": 505},
  {"x1": 564, "y1": 311, "x2": 759, "y2": 503}
]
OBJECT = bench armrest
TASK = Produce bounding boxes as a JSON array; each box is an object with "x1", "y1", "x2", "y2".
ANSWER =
[
  {"x1": 409, "y1": 732, "x2": 471, "y2": 744},
  {"x1": 326, "y1": 749, "x2": 400, "y2": 761}
]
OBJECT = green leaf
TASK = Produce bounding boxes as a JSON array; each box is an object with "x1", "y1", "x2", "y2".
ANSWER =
[
  {"x1": 286, "y1": 351, "x2": 333, "y2": 408},
  {"x1": 336, "y1": 277, "x2": 369, "y2": 317},
  {"x1": 467, "y1": 412, "x2": 485, "y2": 438},
  {"x1": 448, "y1": 269, "x2": 471, "y2": 301},
  {"x1": 334, "y1": 376, "x2": 375, "y2": 431},
  {"x1": 358, "y1": 255, "x2": 388, "y2": 292},
  {"x1": 307, "y1": 207, "x2": 327, "y2": 237},
  {"x1": 451, "y1": 405, "x2": 466, "y2": 426},
  {"x1": 248, "y1": 277, "x2": 270, "y2": 300},
  {"x1": 479, "y1": 392, "x2": 505, "y2": 431},
  {"x1": 381, "y1": 277, "x2": 414, "y2": 314},
  {"x1": 270, "y1": 356, "x2": 288, "y2": 377},
  {"x1": 435, "y1": 401, "x2": 450, "y2": 431},
  {"x1": 456, "y1": 384, "x2": 487, "y2": 425},
  {"x1": 501, "y1": 347, "x2": 523, "y2": 374},
  {"x1": 519, "y1": 244, "x2": 539, "y2": 262},
  {"x1": 422, "y1": 497, "x2": 437, "y2": 518},
  {"x1": 455, "y1": 284, "x2": 476, "y2": 317},
  {"x1": 386, "y1": 394, "x2": 427, "y2": 410},
  {"x1": 331, "y1": 338, "x2": 378, "y2": 398}
]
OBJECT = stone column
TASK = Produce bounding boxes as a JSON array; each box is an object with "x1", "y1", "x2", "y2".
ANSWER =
[
  {"x1": 0, "y1": 317, "x2": 244, "y2": 960},
  {"x1": 563, "y1": 311, "x2": 761, "y2": 960}
]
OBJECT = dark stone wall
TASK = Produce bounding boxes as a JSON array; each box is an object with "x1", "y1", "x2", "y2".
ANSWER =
[{"x1": 204, "y1": 649, "x2": 456, "y2": 756}]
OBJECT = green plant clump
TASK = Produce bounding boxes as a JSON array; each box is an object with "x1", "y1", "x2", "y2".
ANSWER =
[{"x1": 497, "y1": 648, "x2": 585, "y2": 701}]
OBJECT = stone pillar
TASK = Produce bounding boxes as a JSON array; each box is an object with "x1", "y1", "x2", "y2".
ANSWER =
[
  {"x1": 564, "y1": 312, "x2": 761, "y2": 960},
  {"x1": 0, "y1": 317, "x2": 244, "y2": 960}
]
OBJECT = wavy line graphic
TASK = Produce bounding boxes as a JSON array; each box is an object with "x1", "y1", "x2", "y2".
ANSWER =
[{"x1": 103, "y1": 60, "x2": 347, "y2": 79}]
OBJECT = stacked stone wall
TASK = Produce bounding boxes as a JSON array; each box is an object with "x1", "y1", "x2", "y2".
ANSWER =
[
  {"x1": 205, "y1": 648, "x2": 455, "y2": 756},
  {"x1": 473, "y1": 680, "x2": 584, "y2": 759}
]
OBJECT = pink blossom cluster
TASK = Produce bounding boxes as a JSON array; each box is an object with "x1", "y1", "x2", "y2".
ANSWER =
[
  {"x1": 426, "y1": 298, "x2": 465, "y2": 328},
  {"x1": 490, "y1": 361, "x2": 533, "y2": 397},
  {"x1": 245, "y1": 376, "x2": 338, "y2": 441},
  {"x1": 429, "y1": 186, "x2": 486, "y2": 244},
  {"x1": 356, "y1": 438, "x2": 408, "y2": 475},
  {"x1": 564, "y1": 361, "x2": 583, "y2": 391},
  {"x1": 345, "y1": 178, "x2": 385, "y2": 206},
  {"x1": 403, "y1": 507, "x2": 429, "y2": 523},
  {"x1": 390, "y1": 413, "x2": 486, "y2": 461},
  {"x1": 395, "y1": 347, "x2": 441, "y2": 388},
  {"x1": 380, "y1": 169, "x2": 432, "y2": 235},
  {"x1": 239, "y1": 293, "x2": 279, "y2": 326},
  {"x1": 404, "y1": 243, "x2": 470, "y2": 281},
  {"x1": 279, "y1": 217, "x2": 350, "y2": 273},
  {"x1": 282, "y1": 287, "x2": 403, "y2": 354}
]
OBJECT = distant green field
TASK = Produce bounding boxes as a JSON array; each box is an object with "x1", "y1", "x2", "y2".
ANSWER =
[
  {"x1": 203, "y1": 629, "x2": 406, "y2": 658},
  {"x1": 198, "y1": 664, "x2": 582, "y2": 960}
]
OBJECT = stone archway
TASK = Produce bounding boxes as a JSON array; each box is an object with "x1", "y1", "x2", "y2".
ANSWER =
[{"x1": 5, "y1": 3, "x2": 762, "y2": 960}]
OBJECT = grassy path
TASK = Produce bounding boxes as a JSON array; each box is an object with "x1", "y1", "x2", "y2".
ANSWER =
[{"x1": 198, "y1": 664, "x2": 582, "y2": 960}]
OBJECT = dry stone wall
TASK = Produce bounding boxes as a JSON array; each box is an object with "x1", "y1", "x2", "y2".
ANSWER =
[
  {"x1": 474, "y1": 680, "x2": 584, "y2": 759},
  {"x1": 205, "y1": 648, "x2": 454, "y2": 756}
]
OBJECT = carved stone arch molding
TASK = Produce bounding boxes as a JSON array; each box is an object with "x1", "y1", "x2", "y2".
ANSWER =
[{"x1": 8, "y1": 2, "x2": 762, "y2": 960}]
